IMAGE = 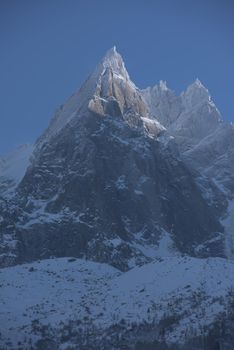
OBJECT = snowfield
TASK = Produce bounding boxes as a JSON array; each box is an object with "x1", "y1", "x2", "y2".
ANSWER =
[{"x1": 1, "y1": 256, "x2": 234, "y2": 348}]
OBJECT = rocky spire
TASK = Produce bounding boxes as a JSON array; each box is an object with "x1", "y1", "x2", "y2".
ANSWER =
[
  {"x1": 99, "y1": 46, "x2": 130, "y2": 81},
  {"x1": 181, "y1": 78, "x2": 211, "y2": 108}
]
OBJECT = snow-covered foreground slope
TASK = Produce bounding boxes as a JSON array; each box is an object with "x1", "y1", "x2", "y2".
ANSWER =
[
  {"x1": 0, "y1": 258, "x2": 119, "y2": 348},
  {"x1": 1, "y1": 256, "x2": 234, "y2": 349}
]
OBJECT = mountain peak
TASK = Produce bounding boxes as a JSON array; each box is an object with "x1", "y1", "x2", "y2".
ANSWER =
[
  {"x1": 36, "y1": 47, "x2": 138, "y2": 147},
  {"x1": 194, "y1": 78, "x2": 204, "y2": 87},
  {"x1": 159, "y1": 80, "x2": 168, "y2": 91},
  {"x1": 186, "y1": 78, "x2": 208, "y2": 92},
  {"x1": 103, "y1": 46, "x2": 118, "y2": 58},
  {"x1": 100, "y1": 46, "x2": 130, "y2": 80},
  {"x1": 181, "y1": 78, "x2": 211, "y2": 108}
]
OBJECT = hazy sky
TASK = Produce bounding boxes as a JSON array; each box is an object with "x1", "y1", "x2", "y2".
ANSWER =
[{"x1": 0, "y1": 0, "x2": 234, "y2": 154}]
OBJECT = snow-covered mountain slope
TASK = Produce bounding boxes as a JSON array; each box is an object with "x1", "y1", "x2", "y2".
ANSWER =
[
  {"x1": 1, "y1": 256, "x2": 234, "y2": 349},
  {"x1": 0, "y1": 144, "x2": 33, "y2": 198},
  {"x1": 184, "y1": 123, "x2": 234, "y2": 196}
]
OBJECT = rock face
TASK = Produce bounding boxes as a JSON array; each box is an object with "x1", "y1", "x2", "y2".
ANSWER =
[{"x1": 0, "y1": 48, "x2": 225, "y2": 270}]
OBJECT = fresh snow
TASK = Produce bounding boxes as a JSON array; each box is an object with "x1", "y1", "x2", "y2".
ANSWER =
[
  {"x1": 1, "y1": 256, "x2": 234, "y2": 347},
  {"x1": 132, "y1": 230, "x2": 179, "y2": 259}
]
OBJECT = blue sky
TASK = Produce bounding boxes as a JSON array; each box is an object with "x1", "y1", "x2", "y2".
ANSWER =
[{"x1": 0, "y1": 0, "x2": 233, "y2": 153}]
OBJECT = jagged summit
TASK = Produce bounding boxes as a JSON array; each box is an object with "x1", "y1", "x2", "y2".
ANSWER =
[
  {"x1": 102, "y1": 46, "x2": 125, "y2": 65},
  {"x1": 105, "y1": 45, "x2": 117, "y2": 55},
  {"x1": 181, "y1": 78, "x2": 213, "y2": 109},
  {"x1": 93, "y1": 46, "x2": 131, "y2": 82},
  {"x1": 102, "y1": 46, "x2": 121, "y2": 65},
  {"x1": 36, "y1": 47, "x2": 142, "y2": 148},
  {"x1": 159, "y1": 80, "x2": 169, "y2": 91},
  {"x1": 193, "y1": 78, "x2": 205, "y2": 87},
  {"x1": 86, "y1": 46, "x2": 152, "y2": 123},
  {"x1": 184, "y1": 78, "x2": 209, "y2": 94},
  {"x1": 37, "y1": 46, "x2": 162, "y2": 150}
]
